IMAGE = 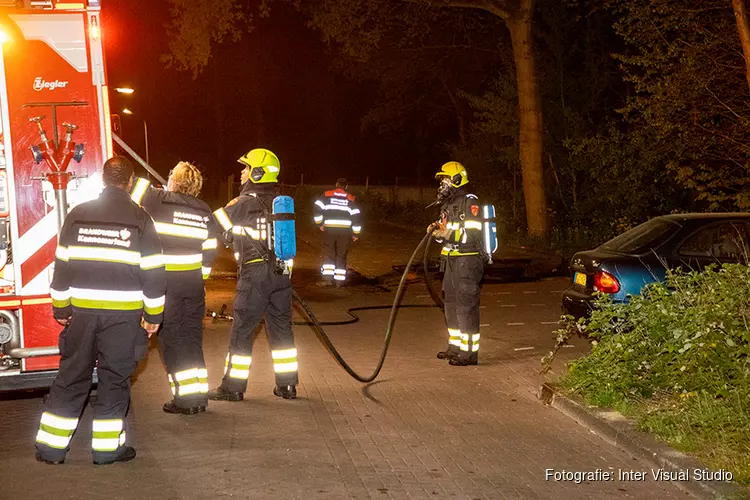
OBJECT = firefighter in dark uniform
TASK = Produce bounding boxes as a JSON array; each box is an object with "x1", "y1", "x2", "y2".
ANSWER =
[
  {"x1": 314, "y1": 178, "x2": 361, "y2": 286},
  {"x1": 35, "y1": 156, "x2": 166, "y2": 465},
  {"x1": 209, "y1": 148, "x2": 299, "y2": 401},
  {"x1": 428, "y1": 162, "x2": 484, "y2": 366},
  {"x1": 130, "y1": 162, "x2": 218, "y2": 415}
]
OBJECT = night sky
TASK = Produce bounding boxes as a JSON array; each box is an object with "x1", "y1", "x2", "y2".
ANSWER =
[{"x1": 102, "y1": 1, "x2": 427, "y2": 200}]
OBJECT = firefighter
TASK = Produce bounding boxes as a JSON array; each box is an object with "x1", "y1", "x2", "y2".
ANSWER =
[
  {"x1": 313, "y1": 178, "x2": 361, "y2": 286},
  {"x1": 35, "y1": 156, "x2": 166, "y2": 465},
  {"x1": 428, "y1": 161, "x2": 485, "y2": 366},
  {"x1": 130, "y1": 162, "x2": 218, "y2": 415},
  {"x1": 209, "y1": 148, "x2": 299, "y2": 401}
]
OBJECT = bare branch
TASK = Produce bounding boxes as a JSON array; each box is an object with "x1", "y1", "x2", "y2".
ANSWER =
[{"x1": 400, "y1": 0, "x2": 509, "y2": 21}]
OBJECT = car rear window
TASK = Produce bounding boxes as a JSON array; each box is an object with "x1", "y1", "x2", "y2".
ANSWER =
[{"x1": 598, "y1": 219, "x2": 678, "y2": 254}]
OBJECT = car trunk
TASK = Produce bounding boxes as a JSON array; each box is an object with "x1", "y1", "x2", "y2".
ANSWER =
[{"x1": 568, "y1": 249, "x2": 624, "y2": 296}]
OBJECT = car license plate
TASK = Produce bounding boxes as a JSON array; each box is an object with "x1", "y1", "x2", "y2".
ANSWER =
[{"x1": 574, "y1": 272, "x2": 586, "y2": 286}]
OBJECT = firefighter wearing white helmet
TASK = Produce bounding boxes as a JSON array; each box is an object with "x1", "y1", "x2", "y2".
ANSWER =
[
  {"x1": 209, "y1": 148, "x2": 299, "y2": 400},
  {"x1": 427, "y1": 161, "x2": 485, "y2": 366}
]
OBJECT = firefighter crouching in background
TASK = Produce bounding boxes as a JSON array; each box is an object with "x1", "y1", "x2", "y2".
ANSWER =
[
  {"x1": 428, "y1": 162, "x2": 484, "y2": 366},
  {"x1": 130, "y1": 162, "x2": 218, "y2": 415},
  {"x1": 209, "y1": 148, "x2": 299, "y2": 401},
  {"x1": 314, "y1": 178, "x2": 362, "y2": 286},
  {"x1": 36, "y1": 156, "x2": 166, "y2": 465}
]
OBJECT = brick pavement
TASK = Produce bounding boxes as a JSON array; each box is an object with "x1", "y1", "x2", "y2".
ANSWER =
[{"x1": 0, "y1": 223, "x2": 698, "y2": 500}]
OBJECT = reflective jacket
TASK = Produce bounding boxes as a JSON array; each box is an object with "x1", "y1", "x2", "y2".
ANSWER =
[
  {"x1": 436, "y1": 187, "x2": 483, "y2": 257},
  {"x1": 130, "y1": 177, "x2": 218, "y2": 296},
  {"x1": 313, "y1": 188, "x2": 362, "y2": 235},
  {"x1": 213, "y1": 182, "x2": 276, "y2": 266},
  {"x1": 50, "y1": 186, "x2": 166, "y2": 323}
]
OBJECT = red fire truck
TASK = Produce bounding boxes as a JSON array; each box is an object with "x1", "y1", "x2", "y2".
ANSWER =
[{"x1": 0, "y1": 0, "x2": 113, "y2": 390}]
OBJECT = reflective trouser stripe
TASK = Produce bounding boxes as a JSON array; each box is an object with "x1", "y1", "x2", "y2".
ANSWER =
[
  {"x1": 272, "y1": 348, "x2": 298, "y2": 374},
  {"x1": 334, "y1": 268, "x2": 346, "y2": 281},
  {"x1": 459, "y1": 333, "x2": 480, "y2": 352},
  {"x1": 224, "y1": 353, "x2": 251, "y2": 380},
  {"x1": 92, "y1": 419, "x2": 125, "y2": 452},
  {"x1": 448, "y1": 328, "x2": 461, "y2": 347},
  {"x1": 321, "y1": 264, "x2": 335, "y2": 276},
  {"x1": 36, "y1": 412, "x2": 78, "y2": 449},
  {"x1": 169, "y1": 368, "x2": 209, "y2": 396}
]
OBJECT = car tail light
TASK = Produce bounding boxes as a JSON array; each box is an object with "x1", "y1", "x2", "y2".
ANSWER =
[{"x1": 594, "y1": 270, "x2": 620, "y2": 294}]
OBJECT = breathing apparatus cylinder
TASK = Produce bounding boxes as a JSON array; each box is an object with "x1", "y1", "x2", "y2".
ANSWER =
[{"x1": 272, "y1": 195, "x2": 296, "y2": 260}]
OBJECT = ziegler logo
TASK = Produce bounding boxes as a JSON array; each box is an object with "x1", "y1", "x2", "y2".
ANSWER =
[{"x1": 33, "y1": 77, "x2": 69, "y2": 92}]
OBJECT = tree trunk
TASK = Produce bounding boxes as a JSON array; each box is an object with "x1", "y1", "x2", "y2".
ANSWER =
[
  {"x1": 732, "y1": 0, "x2": 750, "y2": 92},
  {"x1": 507, "y1": 0, "x2": 547, "y2": 239},
  {"x1": 443, "y1": 80, "x2": 468, "y2": 146}
]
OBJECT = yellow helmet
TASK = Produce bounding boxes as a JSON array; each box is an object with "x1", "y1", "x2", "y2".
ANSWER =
[
  {"x1": 435, "y1": 161, "x2": 468, "y2": 188},
  {"x1": 237, "y1": 148, "x2": 281, "y2": 184}
]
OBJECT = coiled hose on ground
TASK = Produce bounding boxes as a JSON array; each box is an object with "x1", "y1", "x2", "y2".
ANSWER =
[{"x1": 208, "y1": 234, "x2": 445, "y2": 383}]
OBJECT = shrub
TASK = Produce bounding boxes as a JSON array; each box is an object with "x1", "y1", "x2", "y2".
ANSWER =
[{"x1": 554, "y1": 264, "x2": 750, "y2": 483}]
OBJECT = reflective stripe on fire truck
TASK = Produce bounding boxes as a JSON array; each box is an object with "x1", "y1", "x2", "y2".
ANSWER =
[
  {"x1": 92, "y1": 419, "x2": 126, "y2": 452},
  {"x1": 271, "y1": 348, "x2": 298, "y2": 374},
  {"x1": 130, "y1": 177, "x2": 150, "y2": 205},
  {"x1": 162, "y1": 253, "x2": 202, "y2": 272},
  {"x1": 36, "y1": 412, "x2": 79, "y2": 449},
  {"x1": 154, "y1": 221, "x2": 208, "y2": 240},
  {"x1": 224, "y1": 353, "x2": 252, "y2": 380}
]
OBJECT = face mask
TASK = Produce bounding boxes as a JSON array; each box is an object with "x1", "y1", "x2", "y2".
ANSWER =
[{"x1": 437, "y1": 178, "x2": 455, "y2": 198}]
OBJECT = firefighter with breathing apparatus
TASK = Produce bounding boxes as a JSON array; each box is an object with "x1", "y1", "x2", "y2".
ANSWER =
[
  {"x1": 210, "y1": 148, "x2": 299, "y2": 401},
  {"x1": 428, "y1": 161, "x2": 486, "y2": 366},
  {"x1": 130, "y1": 162, "x2": 218, "y2": 415}
]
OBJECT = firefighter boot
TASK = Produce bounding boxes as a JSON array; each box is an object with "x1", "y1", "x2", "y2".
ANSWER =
[
  {"x1": 93, "y1": 446, "x2": 136, "y2": 465},
  {"x1": 436, "y1": 349, "x2": 458, "y2": 360},
  {"x1": 163, "y1": 400, "x2": 207, "y2": 415},
  {"x1": 35, "y1": 452, "x2": 64, "y2": 465},
  {"x1": 449, "y1": 356, "x2": 478, "y2": 366},
  {"x1": 273, "y1": 384, "x2": 297, "y2": 400},
  {"x1": 207, "y1": 386, "x2": 244, "y2": 402}
]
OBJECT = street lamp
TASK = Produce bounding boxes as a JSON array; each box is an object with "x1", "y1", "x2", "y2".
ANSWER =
[
  {"x1": 120, "y1": 109, "x2": 149, "y2": 165},
  {"x1": 115, "y1": 87, "x2": 134, "y2": 94}
]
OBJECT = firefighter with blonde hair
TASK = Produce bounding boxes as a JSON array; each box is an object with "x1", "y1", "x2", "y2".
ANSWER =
[{"x1": 131, "y1": 161, "x2": 219, "y2": 414}]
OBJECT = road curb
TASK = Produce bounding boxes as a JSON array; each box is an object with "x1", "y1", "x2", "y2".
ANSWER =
[{"x1": 539, "y1": 383, "x2": 748, "y2": 499}]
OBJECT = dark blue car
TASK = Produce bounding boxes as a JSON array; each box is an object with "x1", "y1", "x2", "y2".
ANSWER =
[{"x1": 562, "y1": 213, "x2": 750, "y2": 318}]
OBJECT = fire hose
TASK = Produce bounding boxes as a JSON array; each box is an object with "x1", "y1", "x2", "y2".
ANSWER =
[
  {"x1": 208, "y1": 233, "x2": 445, "y2": 383},
  {"x1": 117, "y1": 133, "x2": 449, "y2": 382}
]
